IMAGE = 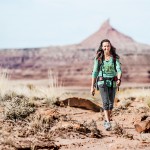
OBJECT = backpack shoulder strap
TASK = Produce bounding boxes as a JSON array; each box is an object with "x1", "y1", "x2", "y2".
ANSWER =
[
  {"x1": 97, "y1": 58, "x2": 103, "y2": 72},
  {"x1": 113, "y1": 56, "x2": 117, "y2": 72}
]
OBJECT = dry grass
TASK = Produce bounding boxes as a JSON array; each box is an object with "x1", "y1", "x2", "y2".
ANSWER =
[
  {"x1": 0, "y1": 69, "x2": 66, "y2": 104},
  {"x1": 0, "y1": 69, "x2": 66, "y2": 121},
  {"x1": 0, "y1": 69, "x2": 10, "y2": 99},
  {"x1": 115, "y1": 88, "x2": 150, "y2": 108},
  {"x1": 116, "y1": 88, "x2": 150, "y2": 99},
  {"x1": 145, "y1": 97, "x2": 150, "y2": 108}
]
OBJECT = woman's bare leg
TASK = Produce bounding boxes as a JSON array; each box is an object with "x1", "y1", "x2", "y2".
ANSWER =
[{"x1": 104, "y1": 110, "x2": 110, "y2": 122}]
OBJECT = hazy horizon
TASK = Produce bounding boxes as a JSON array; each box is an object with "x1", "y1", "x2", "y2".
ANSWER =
[{"x1": 0, "y1": 0, "x2": 150, "y2": 49}]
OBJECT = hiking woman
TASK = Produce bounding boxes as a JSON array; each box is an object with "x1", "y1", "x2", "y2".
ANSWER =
[{"x1": 91, "y1": 39, "x2": 122, "y2": 130}]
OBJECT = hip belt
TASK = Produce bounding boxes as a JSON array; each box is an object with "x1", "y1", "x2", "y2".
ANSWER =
[
  {"x1": 97, "y1": 76, "x2": 119, "y2": 91},
  {"x1": 98, "y1": 76, "x2": 118, "y2": 81}
]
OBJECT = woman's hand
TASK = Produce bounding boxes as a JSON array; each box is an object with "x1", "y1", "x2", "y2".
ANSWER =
[
  {"x1": 91, "y1": 86, "x2": 95, "y2": 96},
  {"x1": 116, "y1": 79, "x2": 121, "y2": 86}
]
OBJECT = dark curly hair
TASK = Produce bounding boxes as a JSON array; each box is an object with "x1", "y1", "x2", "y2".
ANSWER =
[{"x1": 96, "y1": 39, "x2": 120, "y2": 62}]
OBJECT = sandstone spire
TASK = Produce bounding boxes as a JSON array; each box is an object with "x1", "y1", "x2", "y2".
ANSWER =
[{"x1": 79, "y1": 19, "x2": 149, "y2": 53}]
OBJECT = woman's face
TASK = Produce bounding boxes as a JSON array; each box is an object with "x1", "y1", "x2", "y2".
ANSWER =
[{"x1": 102, "y1": 42, "x2": 111, "y2": 54}]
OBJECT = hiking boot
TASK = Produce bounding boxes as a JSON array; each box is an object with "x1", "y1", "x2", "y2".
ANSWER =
[{"x1": 104, "y1": 121, "x2": 111, "y2": 131}]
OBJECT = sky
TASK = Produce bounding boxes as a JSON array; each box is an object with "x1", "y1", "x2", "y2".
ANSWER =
[{"x1": 0, "y1": 0, "x2": 150, "y2": 49}]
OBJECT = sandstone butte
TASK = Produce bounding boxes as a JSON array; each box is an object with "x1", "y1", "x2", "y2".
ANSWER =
[{"x1": 0, "y1": 19, "x2": 150, "y2": 87}]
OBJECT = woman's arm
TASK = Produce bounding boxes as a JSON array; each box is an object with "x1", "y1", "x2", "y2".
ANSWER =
[
  {"x1": 117, "y1": 73, "x2": 122, "y2": 80},
  {"x1": 116, "y1": 59, "x2": 122, "y2": 86},
  {"x1": 91, "y1": 77, "x2": 96, "y2": 88},
  {"x1": 91, "y1": 77, "x2": 96, "y2": 96},
  {"x1": 92, "y1": 58, "x2": 99, "y2": 77},
  {"x1": 116, "y1": 73, "x2": 122, "y2": 86},
  {"x1": 91, "y1": 58, "x2": 99, "y2": 95}
]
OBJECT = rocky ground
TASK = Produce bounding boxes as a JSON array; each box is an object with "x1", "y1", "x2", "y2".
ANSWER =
[{"x1": 0, "y1": 88, "x2": 150, "y2": 150}]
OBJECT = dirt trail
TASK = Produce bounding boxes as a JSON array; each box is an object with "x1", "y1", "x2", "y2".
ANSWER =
[
  {"x1": 0, "y1": 95, "x2": 150, "y2": 150},
  {"x1": 54, "y1": 104, "x2": 150, "y2": 150}
]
